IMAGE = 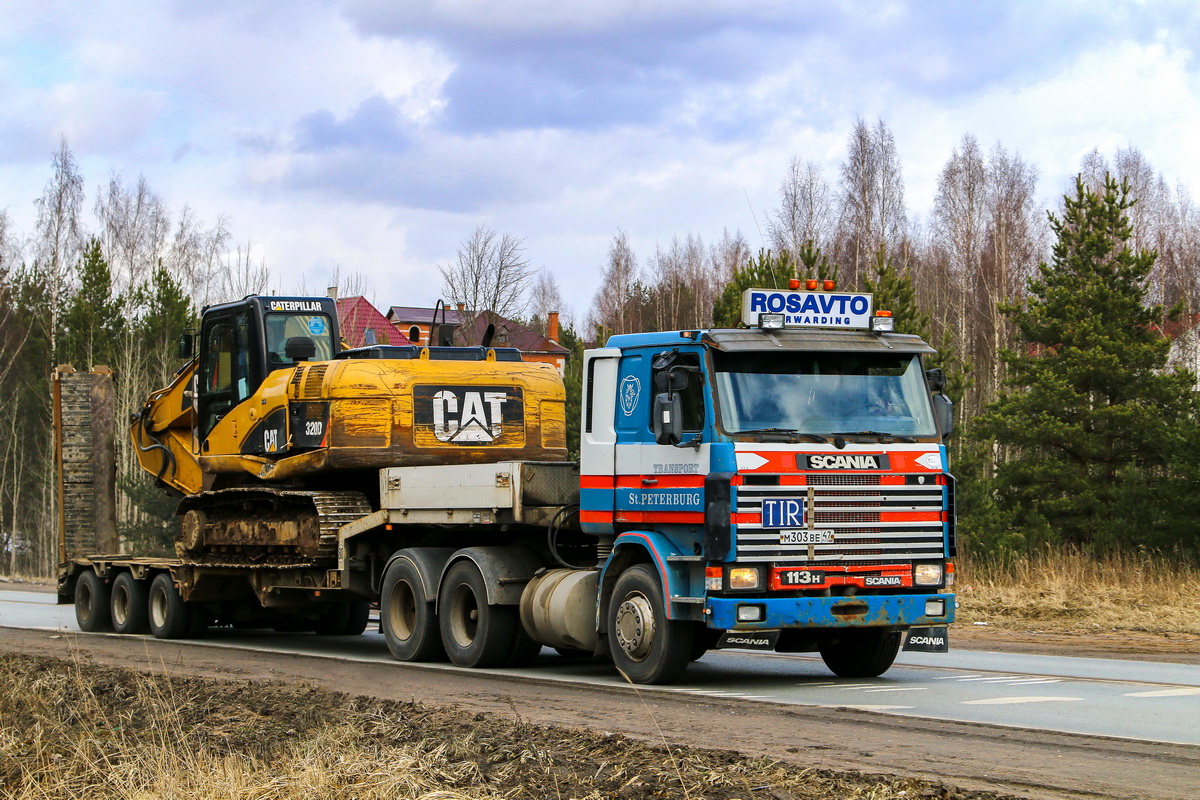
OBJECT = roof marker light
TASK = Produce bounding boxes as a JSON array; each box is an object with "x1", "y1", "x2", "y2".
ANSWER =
[
  {"x1": 805, "y1": 279, "x2": 819, "y2": 290},
  {"x1": 823, "y1": 280, "x2": 836, "y2": 291},
  {"x1": 788, "y1": 279, "x2": 801, "y2": 289}
]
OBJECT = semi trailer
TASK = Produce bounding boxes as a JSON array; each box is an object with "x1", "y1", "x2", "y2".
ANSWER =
[{"x1": 58, "y1": 285, "x2": 956, "y2": 684}]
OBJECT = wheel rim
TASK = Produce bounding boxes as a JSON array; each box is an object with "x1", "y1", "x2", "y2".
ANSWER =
[
  {"x1": 447, "y1": 582, "x2": 479, "y2": 648},
  {"x1": 112, "y1": 585, "x2": 129, "y2": 626},
  {"x1": 387, "y1": 578, "x2": 418, "y2": 640},
  {"x1": 150, "y1": 586, "x2": 167, "y2": 628},
  {"x1": 614, "y1": 591, "x2": 655, "y2": 661}
]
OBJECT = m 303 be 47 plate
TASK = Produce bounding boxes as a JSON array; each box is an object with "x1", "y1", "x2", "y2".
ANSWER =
[{"x1": 778, "y1": 530, "x2": 834, "y2": 545}]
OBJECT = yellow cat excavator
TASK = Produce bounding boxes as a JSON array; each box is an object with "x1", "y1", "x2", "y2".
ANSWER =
[{"x1": 129, "y1": 295, "x2": 568, "y2": 566}]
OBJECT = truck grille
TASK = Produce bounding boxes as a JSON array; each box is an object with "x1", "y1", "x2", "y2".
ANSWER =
[{"x1": 736, "y1": 474, "x2": 946, "y2": 564}]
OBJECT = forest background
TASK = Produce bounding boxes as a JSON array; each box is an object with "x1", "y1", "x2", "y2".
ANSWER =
[{"x1": 3, "y1": 118, "x2": 1199, "y2": 577}]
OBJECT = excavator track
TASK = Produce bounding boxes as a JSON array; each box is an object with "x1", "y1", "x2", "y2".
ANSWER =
[{"x1": 176, "y1": 488, "x2": 372, "y2": 568}]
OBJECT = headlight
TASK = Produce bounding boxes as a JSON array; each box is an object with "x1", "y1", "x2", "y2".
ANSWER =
[
  {"x1": 728, "y1": 567, "x2": 762, "y2": 590},
  {"x1": 913, "y1": 563, "x2": 944, "y2": 586}
]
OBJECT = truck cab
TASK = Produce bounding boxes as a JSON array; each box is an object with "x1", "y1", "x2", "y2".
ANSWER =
[{"x1": 581, "y1": 286, "x2": 956, "y2": 682}]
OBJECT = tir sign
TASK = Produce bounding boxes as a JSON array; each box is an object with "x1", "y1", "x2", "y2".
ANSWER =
[{"x1": 760, "y1": 498, "x2": 804, "y2": 529}]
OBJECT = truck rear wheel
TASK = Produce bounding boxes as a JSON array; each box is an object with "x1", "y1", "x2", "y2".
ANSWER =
[
  {"x1": 148, "y1": 573, "x2": 193, "y2": 639},
  {"x1": 607, "y1": 565, "x2": 693, "y2": 685},
  {"x1": 381, "y1": 558, "x2": 444, "y2": 661},
  {"x1": 818, "y1": 628, "x2": 902, "y2": 678},
  {"x1": 439, "y1": 560, "x2": 518, "y2": 668},
  {"x1": 75, "y1": 569, "x2": 113, "y2": 633},
  {"x1": 110, "y1": 572, "x2": 149, "y2": 635}
]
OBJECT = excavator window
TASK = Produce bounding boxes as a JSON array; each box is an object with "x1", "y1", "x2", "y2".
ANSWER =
[{"x1": 264, "y1": 313, "x2": 335, "y2": 366}]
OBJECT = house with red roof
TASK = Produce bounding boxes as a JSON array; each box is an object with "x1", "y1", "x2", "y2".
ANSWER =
[
  {"x1": 387, "y1": 303, "x2": 570, "y2": 374},
  {"x1": 336, "y1": 296, "x2": 410, "y2": 348}
]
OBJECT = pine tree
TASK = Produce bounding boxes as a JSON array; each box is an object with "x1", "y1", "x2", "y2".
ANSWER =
[
  {"x1": 61, "y1": 238, "x2": 123, "y2": 369},
  {"x1": 712, "y1": 249, "x2": 797, "y2": 327},
  {"x1": 974, "y1": 175, "x2": 1200, "y2": 552}
]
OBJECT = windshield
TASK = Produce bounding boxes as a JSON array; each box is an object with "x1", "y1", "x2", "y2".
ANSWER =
[
  {"x1": 264, "y1": 313, "x2": 335, "y2": 365},
  {"x1": 712, "y1": 350, "x2": 938, "y2": 438}
]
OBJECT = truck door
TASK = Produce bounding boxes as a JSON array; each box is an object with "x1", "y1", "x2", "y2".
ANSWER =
[
  {"x1": 636, "y1": 350, "x2": 708, "y2": 524},
  {"x1": 579, "y1": 349, "x2": 620, "y2": 534}
]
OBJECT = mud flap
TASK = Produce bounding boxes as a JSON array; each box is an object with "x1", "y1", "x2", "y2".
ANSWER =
[{"x1": 903, "y1": 625, "x2": 949, "y2": 652}]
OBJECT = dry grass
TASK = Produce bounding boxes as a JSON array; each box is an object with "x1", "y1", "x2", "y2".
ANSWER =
[
  {"x1": 955, "y1": 546, "x2": 1200, "y2": 636},
  {"x1": 0, "y1": 653, "x2": 1014, "y2": 800}
]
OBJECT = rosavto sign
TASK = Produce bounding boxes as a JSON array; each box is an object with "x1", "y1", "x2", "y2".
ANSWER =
[{"x1": 741, "y1": 289, "x2": 873, "y2": 329}]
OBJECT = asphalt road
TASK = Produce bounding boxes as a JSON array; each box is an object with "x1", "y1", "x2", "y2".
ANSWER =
[
  {"x1": 5, "y1": 586, "x2": 1200, "y2": 799},
  {"x1": 4, "y1": 587, "x2": 1198, "y2": 746}
]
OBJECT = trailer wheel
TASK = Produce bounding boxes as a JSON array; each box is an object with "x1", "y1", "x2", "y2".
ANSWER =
[
  {"x1": 315, "y1": 601, "x2": 371, "y2": 636},
  {"x1": 75, "y1": 570, "x2": 113, "y2": 633},
  {"x1": 110, "y1": 572, "x2": 149, "y2": 635},
  {"x1": 148, "y1": 573, "x2": 193, "y2": 639},
  {"x1": 438, "y1": 559, "x2": 518, "y2": 668},
  {"x1": 818, "y1": 628, "x2": 902, "y2": 678},
  {"x1": 607, "y1": 565, "x2": 693, "y2": 685},
  {"x1": 381, "y1": 559, "x2": 444, "y2": 661}
]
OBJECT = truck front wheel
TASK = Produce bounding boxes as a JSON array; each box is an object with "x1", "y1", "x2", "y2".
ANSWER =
[
  {"x1": 607, "y1": 565, "x2": 693, "y2": 685},
  {"x1": 818, "y1": 628, "x2": 902, "y2": 678},
  {"x1": 75, "y1": 569, "x2": 112, "y2": 633},
  {"x1": 438, "y1": 560, "x2": 519, "y2": 668},
  {"x1": 381, "y1": 559, "x2": 444, "y2": 661},
  {"x1": 148, "y1": 573, "x2": 193, "y2": 639}
]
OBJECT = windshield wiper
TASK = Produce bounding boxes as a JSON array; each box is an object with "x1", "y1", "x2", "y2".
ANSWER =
[
  {"x1": 831, "y1": 430, "x2": 917, "y2": 443},
  {"x1": 731, "y1": 428, "x2": 828, "y2": 443}
]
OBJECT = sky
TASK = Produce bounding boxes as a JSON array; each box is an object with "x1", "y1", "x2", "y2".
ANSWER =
[{"x1": 2, "y1": 0, "x2": 1200, "y2": 324}]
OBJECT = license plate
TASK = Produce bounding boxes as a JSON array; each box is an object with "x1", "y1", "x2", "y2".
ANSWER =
[
  {"x1": 779, "y1": 530, "x2": 834, "y2": 544},
  {"x1": 778, "y1": 569, "x2": 825, "y2": 587}
]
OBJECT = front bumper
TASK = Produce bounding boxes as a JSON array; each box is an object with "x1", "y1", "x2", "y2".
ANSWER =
[{"x1": 706, "y1": 592, "x2": 955, "y2": 630}]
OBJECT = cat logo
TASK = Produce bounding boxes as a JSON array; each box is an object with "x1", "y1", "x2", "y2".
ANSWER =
[{"x1": 414, "y1": 385, "x2": 525, "y2": 447}]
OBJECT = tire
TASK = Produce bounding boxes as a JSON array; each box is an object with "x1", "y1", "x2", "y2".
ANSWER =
[
  {"x1": 504, "y1": 624, "x2": 543, "y2": 667},
  {"x1": 313, "y1": 603, "x2": 350, "y2": 635},
  {"x1": 314, "y1": 601, "x2": 372, "y2": 636},
  {"x1": 818, "y1": 628, "x2": 903, "y2": 678},
  {"x1": 606, "y1": 565, "x2": 693, "y2": 685},
  {"x1": 148, "y1": 572, "x2": 193, "y2": 639},
  {"x1": 75, "y1": 570, "x2": 113, "y2": 633},
  {"x1": 381, "y1": 558, "x2": 444, "y2": 661},
  {"x1": 110, "y1": 572, "x2": 149, "y2": 635},
  {"x1": 438, "y1": 559, "x2": 518, "y2": 668},
  {"x1": 343, "y1": 600, "x2": 371, "y2": 636}
]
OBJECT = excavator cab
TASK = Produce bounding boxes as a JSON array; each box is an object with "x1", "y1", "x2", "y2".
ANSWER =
[{"x1": 194, "y1": 297, "x2": 339, "y2": 441}]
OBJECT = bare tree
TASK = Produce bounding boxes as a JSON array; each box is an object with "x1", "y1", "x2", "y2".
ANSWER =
[
  {"x1": 528, "y1": 268, "x2": 567, "y2": 335},
  {"x1": 768, "y1": 158, "x2": 833, "y2": 260},
  {"x1": 439, "y1": 226, "x2": 533, "y2": 343},
  {"x1": 164, "y1": 206, "x2": 230, "y2": 307},
  {"x1": 836, "y1": 119, "x2": 907, "y2": 285},
  {"x1": 34, "y1": 137, "x2": 86, "y2": 364},
  {"x1": 215, "y1": 241, "x2": 271, "y2": 303},
  {"x1": 588, "y1": 230, "x2": 640, "y2": 337}
]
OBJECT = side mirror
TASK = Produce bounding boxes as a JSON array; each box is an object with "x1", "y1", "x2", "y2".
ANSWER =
[
  {"x1": 178, "y1": 333, "x2": 195, "y2": 360},
  {"x1": 925, "y1": 367, "x2": 947, "y2": 393},
  {"x1": 285, "y1": 336, "x2": 317, "y2": 362},
  {"x1": 653, "y1": 392, "x2": 683, "y2": 445},
  {"x1": 654, "y1": 368, "x2": 690, "y2": 393},
  {"x1": 932, "y1": 393, "x2": 954, "y2": 439}
]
